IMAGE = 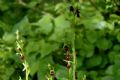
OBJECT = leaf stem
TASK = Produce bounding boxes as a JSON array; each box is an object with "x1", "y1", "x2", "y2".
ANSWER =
[
  {"x1": 68, "y1": 68, "x2": 71, "y2": 80},
  {"x1": 72, "y1": 35, "x2": 76, "y2": 80}
]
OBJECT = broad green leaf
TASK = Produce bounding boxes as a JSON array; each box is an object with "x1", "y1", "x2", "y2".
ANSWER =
[
  {"x1": 86, "y1": 55, "x2": 102, "y2": 68},
  {"x1": 49, "y1": 15, "x2": 74, "y2": 43},
  {"x1": 0, "y1": 0, "x2": 9, "y2": 11},
  {"x1": 0, "y1": 21, "x2": 12, "y2": 32},
  {"x1": 2, "y1": 32, "x2": 15, "y2": 44},
  {"x1": 88, "y1": 71, "x2": 98, "y2": 79},
  {"x1": 105, "y1": 65, "x2": 113, "y2": 75},
  {"x1": 32, "y1": 14, "x2": 53, "y2": 35},
  {"x1": 55, "y1": 64, "x2": 68, "y2": 80},
  {"x1": 108, "y1": 51, "x2": 117, "y2": 63},
  {"x1": 113, "y1": 45, "x2": 120, "y2": 51},
  {"x1": 96, "y1": 38, "x2": 112, "y2": 50},
  {"x1": 79, "y1": 42, "x2": 94, "y2": 58},
  {"x1": 13, "y1": 16, "x2": 31, "y2": 34},
  {"x1": 27, "y1": 1, "x2": 38, "y2": 8},
  {"x1": 39, "y1": 40, "x2": 59, "y2": 58},
  {"x1": 25, "y1": 40, "x2": 41, "y2": 54},
  {"x1": 37, "y1": 56, "x2": 54, "y2": 80},
  {"x1": 86, "y1": 30, "x2": 99, "y2": 43},
  {"x1": 75, "y1": 33, "x2": 84, "y2": 49}
]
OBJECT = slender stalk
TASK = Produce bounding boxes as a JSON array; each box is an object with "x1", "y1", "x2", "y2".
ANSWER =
[
  {"x1": 16, "y1": 30, "x2": 30, "y2": 80},
  {"x1": 68, "y1": 68, "x2": 71, "y2": 80},
  {"x1": 72, "y1": 36, "x2": 76, "y2": 80},
  {"x1": 82, "y1": 75, "x2": 86, "y2": 80},
  {"x1": 25, "y1": 60, "x2": 29, "y2": 80},
  {"x1": 26, "y1": 70, "x2": 28, "y2": 80},
  {"x1": 71, "y1": 5, "x2": 77, "y2": 79}
]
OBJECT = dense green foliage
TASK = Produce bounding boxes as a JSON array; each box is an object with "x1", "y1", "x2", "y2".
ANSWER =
[{"x1": 0, "y1": 0, "x2": 120, "y2": 80}]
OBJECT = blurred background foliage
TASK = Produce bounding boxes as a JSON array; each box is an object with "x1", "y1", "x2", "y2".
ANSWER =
[{"x1": 0, "y1": 0, "x2": 120, "y2": 80}]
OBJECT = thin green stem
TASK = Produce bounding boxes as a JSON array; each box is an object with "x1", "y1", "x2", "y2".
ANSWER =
[
  {"x1": 24, "y1": 60, "x2": 29, "y2": 80},
  {"x1": 71, "y1": 6, "x2": 77, "y2": 80},
  {"x1": 47, "y1": 76, "x2": 52, "y2": 80},
  {"x1": 16, "y1": 30, "x2": 30, "y2": 80},
  {"x1": 26, "y1": 73, "x2": 28, "y2": 80},
  {"x1": 25, "y1": 69, "x2": 28, "y2": 80},
  {"x1": 72, "y1": 36, "x2": 76, "y2": 80},
  {"x1": 68, "y1": 69, "x2": 71, "y2": 80},
  {"x1": 82, "y1": 75, "x2": 86, "y2": 80}
]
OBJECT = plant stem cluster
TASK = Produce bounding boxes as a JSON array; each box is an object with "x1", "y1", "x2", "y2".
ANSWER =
[{"x1": 16, "y1": 30, "x2": 30, "y2": 80}]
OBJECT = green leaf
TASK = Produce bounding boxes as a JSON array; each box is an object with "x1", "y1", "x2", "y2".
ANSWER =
[
  {"x1": 88, "y1": 71, "x2": 98, "y2": 79},
  {"x1": 39, "y1": 40, "x2": 59, "y2": 58},
  {"x1": 0, "y1": 27, "x2": 4, "y2": 38},
  {"x1": 0, "y1": 0, "x2": 9, "y2": 11},
  {"x1": 79, "y1": 43, "x2": 94, "y2": 58},
  {"x1": 0, "y1": 21, "x2": 12, "y2": 32},
  {"x1": 117, "y1": 32, "x2": 120, "y2": 42},
  {"x1": 2, "y1": 32, "x2": 15, "y2": 44},
  {"x1": 113, "y1": 45, "x2": 120, "y2": 51},
  {"x1": 37, "y1": 56, "x2": 54, "y2": 80},
  {"x1": 55, "y1": 64, "x2": 68, "y2": 80},
  {"x1": 13, "y1": 16, "x2": 31, "y2": 34},
  {"x1": 25, "y1": 40, "x2": 41, "y2": 54},
  {"x1": 96, "y1": 38, "x2": 112, "y2": 50},
  {"x1": 30, "y1": 56, "x2": 54, "y2": 78},
  {"x1": 32, "y1": 14, "x2": 53, "y2": 35},
  {"x1": 108, "y1": 51, "x2": 116, "y2": 63},
  {"x1": 105, "y1": 65, "x2": 113, "y2": 75},
  {"x1": 86, "y1": 55, "x2": 102, "y2": 68},
  {"x1": 27, "y1": 1, "x2": 38, "y2": 8},
  {"x1": 49, "y1": 15, "x2": 74, "y2": 43},
  {"x1": 86, "y1": 30, "x2": 100, "y2": 43},
  {"x1": 101, "y1": 76, "x2": 113, "y2": 80},
  {"x1": 75, "y1": 33, "x2": 84, "y2": 49}
]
